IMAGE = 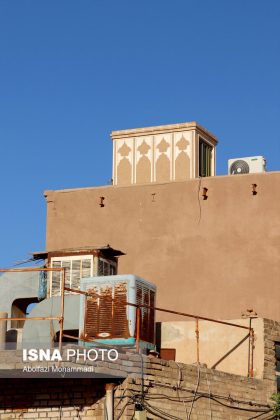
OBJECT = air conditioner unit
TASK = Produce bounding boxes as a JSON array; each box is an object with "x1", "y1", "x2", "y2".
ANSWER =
[
  {"x1": 228, "y1": 156, "x2": 266, "y2": 175},
  {"x1": 79, "y1": 275, "x2": 156, "y2": 351}
]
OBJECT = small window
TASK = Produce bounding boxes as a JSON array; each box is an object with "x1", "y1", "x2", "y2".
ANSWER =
[
  {"x1": 50, "y1": 255, "x2": 93, "y2": 296},
  {"x1": 199, "y1": 138, "x2": 213, "y2": 177},
  {"x1": 98, "y1": 258, "x2": 117, "y2": 276}
]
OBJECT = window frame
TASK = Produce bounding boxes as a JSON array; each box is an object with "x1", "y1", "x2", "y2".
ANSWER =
[
  {"x1": 98, "y1": 257, "x2": 117, "y2": 276},
  {"x1": 199, "y1": 136, "x2": 213, "y2": 177},
  {"x1": 50, "y1": 255, "x2": 94, "y2": 297}
]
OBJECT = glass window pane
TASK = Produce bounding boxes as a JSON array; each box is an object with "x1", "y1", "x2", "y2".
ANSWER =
[
  {"x1": 199, "y1": 138, "x2": 212, "y2": 177},
  {"x1": 52, "y1": 261, "x2": 61, "y2": 296},
  {"x1": 72, "y1": 260, "x2": 81, "y2": 289},
  {"x1": 82, "y1": 259, "x2": 91, "y2": 278}
]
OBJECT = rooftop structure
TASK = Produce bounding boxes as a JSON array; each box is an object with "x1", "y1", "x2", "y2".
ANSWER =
[{"x1": 111, "y1": 121, "x2": 218, "y2": 186}]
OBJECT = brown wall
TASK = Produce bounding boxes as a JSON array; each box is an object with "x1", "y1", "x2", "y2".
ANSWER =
[
  {"x1": 45, "y1": 172, "x2": 280, "y2": 322},
  {"x1": 160, "y1": 318, "x2": 265, "y2": 378}
]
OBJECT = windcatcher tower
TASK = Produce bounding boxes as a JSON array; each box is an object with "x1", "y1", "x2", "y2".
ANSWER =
[{"x1": 111, "y1": 121, "x2": 218, "y2": 186}]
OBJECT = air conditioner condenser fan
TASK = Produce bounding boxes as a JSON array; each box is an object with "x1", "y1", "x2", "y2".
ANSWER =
[{"x1": 229, "y1": 160, "x2": 250, "y2": 175}]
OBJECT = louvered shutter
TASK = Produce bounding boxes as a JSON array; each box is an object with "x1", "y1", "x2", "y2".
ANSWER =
[
  {"x1": 71, "y1": 259, "x2": 81, "y2": 290},
  {"x1": 82, "y1": 259, "x2": 91, "y2": 278},
  {"x1": 136, "y1": 283, "x2": 155, "y2": 343},
  {"x1": 112, "y1": 282, "x2": 129, "y2": 338},
  {"x1": 84, "y1": 287, "x2": 99, "y2": 339},
  {"x1": 51, "y1": 261, "x2": 62, "y2": 296},
  {"x1": 84, "y1": 282, "x2": 129, "y2": 340},
  {"x1": 62, "y1": 260, "x2": 71, "y2": 292}
]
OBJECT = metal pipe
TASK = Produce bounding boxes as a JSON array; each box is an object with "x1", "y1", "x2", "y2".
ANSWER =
[
  {"x1": 0, "y1": 267, "x2": 63, "y2": 272},
  {"x1": 136, "y1": 306, "x2": 141, "y2": 353},
  {"x1": 195, "y1": 318, "x2": 200, "y2": 364},
  {"x1": 249, "y1": 328, "x2": 255, "y2": 378},
  {"x1": 0, "y1": 268, "x2": 249, "y2": 330},
  {"x1": 105, "y1": 383, "x2": 115, "y2": 420},
  {"x1": 63, "y1": 333, "x2": 115, "y2": 346},
  {"x1": 0, "y1": 316, "x2": 60, "y2": 321},
  {"x1": 0, "y1": 312, "x2": 7, "y2": 350},
  {"x1": 62, "y1": 333, "x2": 79, "y2": 341},
  {"x1": 65, "y1": 287, "x2": 250, "y2": 330},
  {"x1": 58, "y1": 268, "x2": 66, "y2": 355},
  {"x1": 247, "y1": 318, "x2": 252, "y2": 377},
  {"x1": 0, "y1": 263, "x2": 252, "y2": 380}
]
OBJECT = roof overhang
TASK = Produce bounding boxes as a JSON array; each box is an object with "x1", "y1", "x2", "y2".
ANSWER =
[{"x1": 32, "y1": 245, "x2": 125, "y2": 261}]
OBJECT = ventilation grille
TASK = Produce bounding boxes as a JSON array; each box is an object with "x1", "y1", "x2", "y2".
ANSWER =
[
  {"x1": 228, "y1": 156, "x2": 266, "y2": 175},
  {"x1": 83, "y1": 282, "x2": 129, "y2": 340},
  {"x1": 136, "y1": 283, "x2": 155, "y2": 344},
  {"x1": 229, "y1": 160, "x2": 250, "y2": 175}
]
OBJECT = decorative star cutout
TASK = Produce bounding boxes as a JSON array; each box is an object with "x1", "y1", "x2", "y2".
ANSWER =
[
  {"x1": 138, "y1": 141, "x2": 150, "y2": 155},
  {"x1": 157, "y1": 138, "x2": 170, "y2": 153},
  {"x1": 118, "y1": 143, "x2": 131, "y2": 157},
  {"x1": 176, "y1": 136, "x2": 189, "y2": 151}
]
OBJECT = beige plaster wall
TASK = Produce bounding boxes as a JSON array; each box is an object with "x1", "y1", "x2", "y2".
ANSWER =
[
  {"x1": 45, "y1": 171, "x2": 280, "y2": 322},
  {"x1": 111, "y1": 122, "x2": 217, "y2": 185},
  {"x1": 160, "y1": 318, "x2": 264, "y2": 378}
]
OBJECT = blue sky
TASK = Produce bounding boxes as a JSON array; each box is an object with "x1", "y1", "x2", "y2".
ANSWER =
[{"x1": 0, "y1": 0, "x2": 279, "y2": 267}]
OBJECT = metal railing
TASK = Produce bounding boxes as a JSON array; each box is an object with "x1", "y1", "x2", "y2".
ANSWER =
[
  {"x1": 63, "y1": 285, "x2": 255, "y2": 378},
  {"x1": 0, "y1": 267, "x2": 66, "y2": 355},
  {"x1": 0, "y1": 268, "x2": 255, "y2": 377}
]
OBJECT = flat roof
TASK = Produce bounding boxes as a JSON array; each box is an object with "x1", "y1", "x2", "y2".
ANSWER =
[{"x1": 111, "y1": 121, "x2": 218, "y2": 142}]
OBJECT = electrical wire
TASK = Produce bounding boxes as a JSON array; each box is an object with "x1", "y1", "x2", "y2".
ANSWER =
[
  {"x1": 143, "y1": 400, "x2": 183, "y2": 420},
  {"x1": 204, "y1": 365, "x2": 213, "y2": 419},
  {"x1": 113, "y1": 380, "x2": 272, "y2": 420},
  {"x1": 126, "y1": 385, "x2": 272, "y2": 418},
  {"x1": 248, "y1": 411, "x2": 275, "y2": 420},
  {"x1": 187, "y1": 364, "x2": 200, "y2": 419},
  {"x1": 207, "y1": 396, "x2": 271, "y2": 414},
  {"x1": 115, "y1": 397, "x2": 135, "y2": 420},
  {"x1": 114, "y1": 386, "x2": 132, "y2": 409},
  {"x1": 143, "y1": 393, "x2": 197, "y2": 402},
  {"x1": 174, "y1": 361, "x2": 189, "y2": 417},
  {"x1": 151, "y1": 381, "x2": 271, "y2": 410}
]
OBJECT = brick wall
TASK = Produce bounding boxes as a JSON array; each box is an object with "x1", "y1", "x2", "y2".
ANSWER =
[
  {"x1": 0, "y1": 318, "x2": 279, "y2": 419},
  {"x1": 263, "y1": 319, "x2": 280, "y2": 386},
  {"x1": 0, "y1": 359, "x2": 275, "y2": 420},
  {"x1": 0, "y1": 365, "x2": 274, "y2": 420},
  {"x1": 111, "y1": 359, "x2": 274, "y2": 419},
  {"x1": 0, "y1": 378, "x2": 106, "y2": 420}
]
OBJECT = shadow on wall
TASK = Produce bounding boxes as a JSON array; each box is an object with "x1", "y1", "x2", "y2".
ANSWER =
[{"x1": 0, "y1": 378, "x2": 107, "y2": 417}]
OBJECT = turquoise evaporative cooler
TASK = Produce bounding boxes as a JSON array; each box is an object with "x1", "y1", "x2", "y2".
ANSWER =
[{"x1": 78, "y1": 275, "x2": 156, "y2": 352}]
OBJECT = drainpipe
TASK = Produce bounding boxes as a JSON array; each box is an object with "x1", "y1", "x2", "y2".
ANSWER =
[
  {"x1": 105, "y1": 383, "x2": 115, "y2": 420},
  {"x1": 0, "y1": 312, "x2": 7, "y2": 350}
]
